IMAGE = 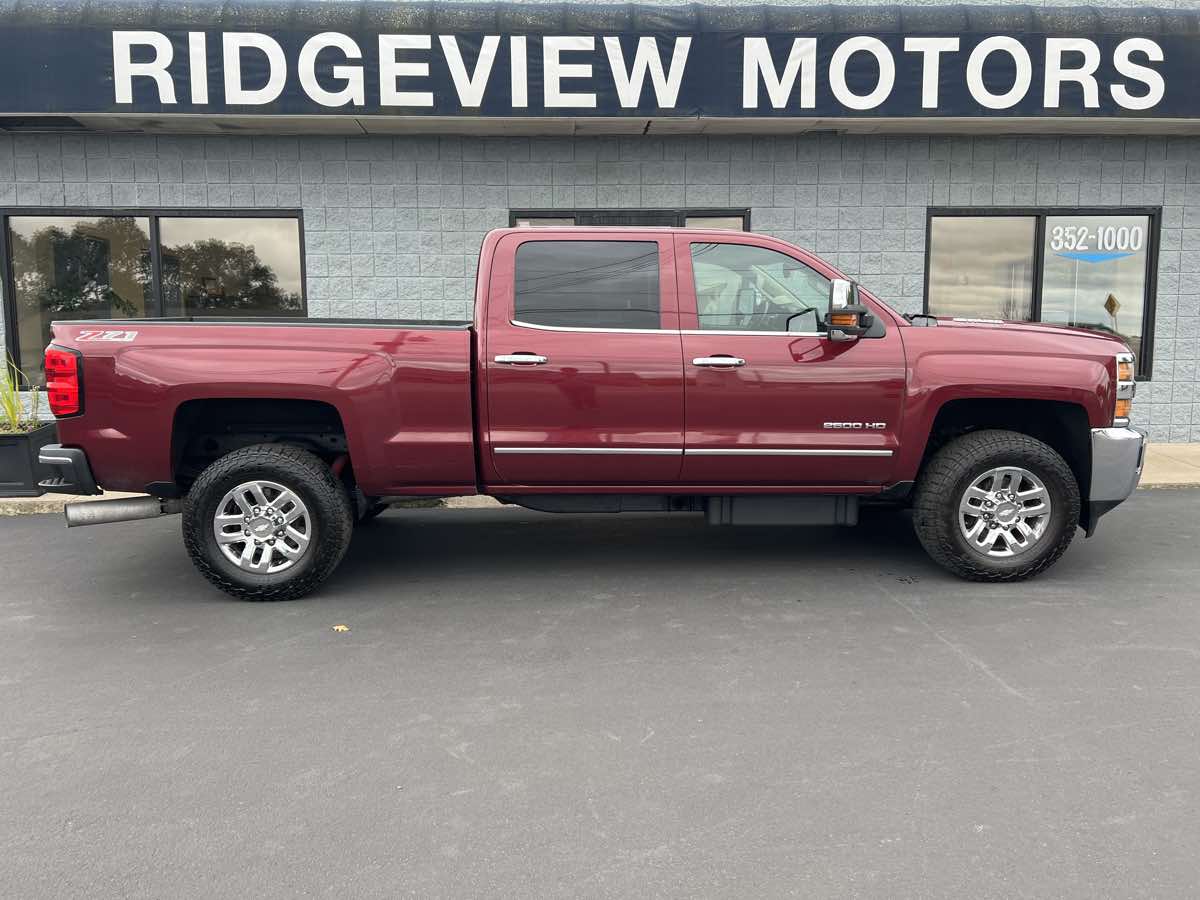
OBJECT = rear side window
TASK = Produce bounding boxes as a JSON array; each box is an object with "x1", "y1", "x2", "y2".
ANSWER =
[{"x1": 514, "y1": 240, "x2": 660, "y2": 329}]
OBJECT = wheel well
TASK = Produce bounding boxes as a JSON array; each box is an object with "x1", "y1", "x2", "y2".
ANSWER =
[
  {"x1": 171, "y1": 399, "x2": 348, "y2": 491},
  {"x1": 920, "y1": 399, "x2": 1092, "y2": 506}
]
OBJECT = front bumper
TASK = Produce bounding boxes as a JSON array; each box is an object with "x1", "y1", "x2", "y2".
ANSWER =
[{"x1": 1084, "y1": 427, "x2": 1145, "y2": 536}]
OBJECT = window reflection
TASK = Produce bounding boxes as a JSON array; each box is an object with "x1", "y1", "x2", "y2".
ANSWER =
[
  {"x1": 514, "y1": 240, "x2": 660, "y2": 329},
  {"x1": 927, "y1": 217, "x2": 1035, "y2": 320},
  {"x1": 691, "y1": 242, "x2": 829, "y2": 332},
  {"x1": 9, "y1": 215, "x2": 152, "y2": 384},
  {"x1": 686, "y1": 216, "x2": 746, "y2": 231},
  {"x1": 1041, "y1": 214, "x2": 1149, "y2": 361},
  {"x1": 159, "y1": 217, "x2": 304, "y2": 317}
]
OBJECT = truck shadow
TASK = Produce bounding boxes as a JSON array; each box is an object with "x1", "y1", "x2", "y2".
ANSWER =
[{"x1": 334, "y1": 505, "x2": 936, "y2": 591}]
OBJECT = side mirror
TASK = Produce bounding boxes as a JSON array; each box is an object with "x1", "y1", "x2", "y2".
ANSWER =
[
  {"x1": 829, "y1": 278, "x2": 857, "y2": 309},
  {"x1": 824, "y1": 278, "x2": 872, "y2": 342}
]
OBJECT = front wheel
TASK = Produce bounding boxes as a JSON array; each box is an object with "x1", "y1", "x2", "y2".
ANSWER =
[
  {"x1": 182, "y1": 444, "x2": 354, "y2": 601},
  {"x1": 912, "y1": 429, "x2": 1080, "y2": 582}
]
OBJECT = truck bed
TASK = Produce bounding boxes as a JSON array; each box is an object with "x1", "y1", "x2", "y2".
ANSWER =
[{"x1": 48, "y1": 318, "x2": 479, "y2": 497}]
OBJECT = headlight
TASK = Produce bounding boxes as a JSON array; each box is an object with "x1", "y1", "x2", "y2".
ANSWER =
[{"x1": 1114, "y1": 351, "x2": 1136, "y2": 427}]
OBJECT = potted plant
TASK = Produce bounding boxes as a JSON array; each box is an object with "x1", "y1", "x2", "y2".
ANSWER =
[{"x1": 0, "y1": 358, "x2": 57, "y2": 498}]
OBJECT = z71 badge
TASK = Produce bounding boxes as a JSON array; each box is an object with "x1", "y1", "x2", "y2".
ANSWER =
[
  {"x1": 824, "y1": 422, "x2": 886, "y2": 429},
  {"x1": 75, "y1": 330, "x2": 139, "y2": 342}
]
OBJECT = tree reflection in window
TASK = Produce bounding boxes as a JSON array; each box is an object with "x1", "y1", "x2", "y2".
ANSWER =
[
  {"x1": 9, "y1": 216, "x2": 151, "y2": 318},
  {"x1": 158, "y1": 217, "x2": 304, "y2": 317},
  {"x1": 8, "y1": 215, "x2": 152, "y2": 384}
]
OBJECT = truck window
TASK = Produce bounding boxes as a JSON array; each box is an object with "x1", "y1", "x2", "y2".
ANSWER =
[
  {"x1": 690, "y1": 243, "x2": 829, "y2": 333},
  {"x1": 514, "y1": 240, "x2": 660, "y2": 329}
]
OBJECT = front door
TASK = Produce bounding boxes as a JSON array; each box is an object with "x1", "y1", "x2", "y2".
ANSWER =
[
  {"x1": 675, "y1": 235, "x2": 906, "y2": 486},
  {"x1": 483, "y1": 232, "x2": 684, "y2": 485}
]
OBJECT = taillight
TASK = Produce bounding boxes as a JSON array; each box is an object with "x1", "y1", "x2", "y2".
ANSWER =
[{"x1": 44, "y1": 346, "x2": 82, "y2": 417}]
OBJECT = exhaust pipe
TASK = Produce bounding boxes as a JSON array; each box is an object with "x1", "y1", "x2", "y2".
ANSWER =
[{"x1": 64, "y1": 496, "x2": 183, "y2": 528}]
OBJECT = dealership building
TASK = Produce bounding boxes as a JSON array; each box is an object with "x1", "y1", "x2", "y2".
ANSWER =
[{"x1": 0, "y1": 0, "x2": 1197, "y2": 440}]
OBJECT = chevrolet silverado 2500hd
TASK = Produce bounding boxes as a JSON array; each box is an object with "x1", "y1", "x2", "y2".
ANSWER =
[{"x1": 37, "y1": 227, "x2": 1143, "y2": 600}]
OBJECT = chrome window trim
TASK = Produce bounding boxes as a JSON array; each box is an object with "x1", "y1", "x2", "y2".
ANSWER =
[
  {"x1": 681, "y1": 329, "x2": 825, "y2": 337},
  {"x1": 510, "y1": 319, "x2": 826, "y2": 338},
  {"x1": 494, "y1": 447, "x2": 891, "y2": 457},
  {"x1": 510, "y1": 319, "x2": 672, "y2": 335}
]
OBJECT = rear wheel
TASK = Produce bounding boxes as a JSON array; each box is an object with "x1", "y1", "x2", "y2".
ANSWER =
[
  {"x1": 912, "y1": 429, "x2": 1080, "y2": 581},
  {"x1": 183, "y1": 444, "x2": 354, "y2": 601}
]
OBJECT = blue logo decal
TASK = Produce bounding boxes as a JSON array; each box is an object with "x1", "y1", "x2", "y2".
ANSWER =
[{"x1": 1054, "y1": 250, "x2": 1136, "y2": 263}]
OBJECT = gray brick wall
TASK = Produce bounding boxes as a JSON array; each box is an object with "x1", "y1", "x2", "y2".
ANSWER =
[{"x1": 0, "y1": 128, "x2": 1195, "y2": 440}]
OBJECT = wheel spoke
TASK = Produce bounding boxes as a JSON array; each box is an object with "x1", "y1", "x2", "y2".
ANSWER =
[
  {"x1": 959, "y1": 486, "x2": 990, "y2": 514},
  {"x1": 965, "y1": 519, "x2": 989, "y2": 546},
  {"x1": 276, "y1": 540, "x2": 304, "y2": 560},
  {"x1": 248, "y1": 545, "x2": 273, "y2": 573},
  {"x1": 216, "y1": 529, "x2": 245, "y2": 546},
  {"x1": 285, "y1": 525, "x2": 310, "y2": 547},
  {"x1": 269, "y1": 489, "x2": 299, "y2": 512},
  {"x1": 282, "y1": 504, "x2": 306, "y2": 525},
  {"x1": 247, "y1": 483, "x2": 269, "y2": 509}
]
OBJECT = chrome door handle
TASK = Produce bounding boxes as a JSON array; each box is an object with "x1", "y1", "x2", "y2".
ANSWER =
[
  {"x1": 494, "y1": 353, "x2": 549, "y2": 365},
  {"x1": 692, "y1": 356, "x2": 746, "y2": 368}
]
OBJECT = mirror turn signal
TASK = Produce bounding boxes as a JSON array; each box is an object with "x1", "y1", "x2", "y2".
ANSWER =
[
  {"x1": 823, "y1": 304, "x2": 874, "y2": 341},
  {"x1": 828, "y1": 310, "x2": 863, "y2": 329}
]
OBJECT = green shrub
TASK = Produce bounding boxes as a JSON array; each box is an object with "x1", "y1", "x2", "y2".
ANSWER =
[{"x1": 0, "y1": 357, "x2": 40, "y2": 435}]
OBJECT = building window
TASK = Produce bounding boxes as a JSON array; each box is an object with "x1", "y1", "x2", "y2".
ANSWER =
[
  {"x1": 514, "y1": 216, "x2": 577, "y2": 227},
  {"x1": 926, "y1": 209, "x2": 1157, "y2": 377},
  {"x1": 158, "y1": 217, "x2": 304, "y2": 317},
  {"x1": 514, "y1": 240, "x2": 660, "y2": 330},
  {"x1": 8, "y1": 214, "x2": 152, "y2": 384},
  {"x1": 511, "y1": 209, "x2": 749, "y2": 229},
  {"x1": 3, "y1": 210, "x2": 305, "y2": 383},
  {"x1": 927, "y1": 216, "x2": 1035, "y2": 321}
]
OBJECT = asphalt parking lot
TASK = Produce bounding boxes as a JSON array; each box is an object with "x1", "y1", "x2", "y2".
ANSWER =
[{"x1": 3, "y1": 490, "x2": 1199, "y2": 898}]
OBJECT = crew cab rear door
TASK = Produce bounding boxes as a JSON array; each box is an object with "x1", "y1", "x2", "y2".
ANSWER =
[
  {"x1": 674, "y1": 234, "x2": 905, "y2": 486},
  {"x1": 482, "y1": 231, "x2": 684, "y2": 485}
]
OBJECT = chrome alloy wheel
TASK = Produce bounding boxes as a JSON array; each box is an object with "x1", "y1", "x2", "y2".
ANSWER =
[
  {"x1": 214, "y1": 480, "x2": 312, "y2": 574},
  {"x1": 957, "y1": 466, "x2": 1052, "y2": 558}
]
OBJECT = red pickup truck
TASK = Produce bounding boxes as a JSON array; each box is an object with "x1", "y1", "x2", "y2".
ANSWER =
[{"x1": 38, "y1": 227, "x2": 1143, "y2": 601}]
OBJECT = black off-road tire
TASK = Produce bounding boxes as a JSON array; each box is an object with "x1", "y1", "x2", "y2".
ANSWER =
[
  {"x1": 182, "y1": 444, "x2": 354, "y2": 601},
  {"x1": 912, "y1": 429, "x2": 1080, "y2": 582}
]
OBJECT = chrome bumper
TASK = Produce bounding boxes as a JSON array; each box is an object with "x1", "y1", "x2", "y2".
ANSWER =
[{"x1": 1085, "y1": 427, "x2": 1145, "y2": 535}]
